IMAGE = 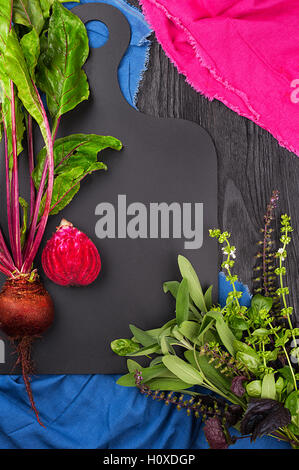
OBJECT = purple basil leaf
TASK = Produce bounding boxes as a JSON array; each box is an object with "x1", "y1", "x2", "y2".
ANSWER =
[
  {"x1": 204, "y1": 417, "x2": 229, "y2": 449},
  {"x1": 241, "y1": 398, "x2": 291, "y2": 440},
  {"x1": 231, "y1": 375, "x2": 247, "y2": 397}
]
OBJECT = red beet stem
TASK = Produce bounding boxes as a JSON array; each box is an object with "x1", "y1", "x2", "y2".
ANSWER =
[
  {"x1": 16, "y1": 337, "x2": 45, "y2": 427},
  {"x1": 10, "y1": 81, "x2": 22, "y2": 270}
]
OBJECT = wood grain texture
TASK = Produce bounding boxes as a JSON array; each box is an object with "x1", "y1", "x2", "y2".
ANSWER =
[{"x1": 129, "y1": 1, "x2": 299, "y2": 322}]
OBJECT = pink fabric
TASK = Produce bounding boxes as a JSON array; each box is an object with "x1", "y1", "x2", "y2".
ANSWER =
[{"x1": 140, "y1": 0, "x2": 299, "y2": 156}]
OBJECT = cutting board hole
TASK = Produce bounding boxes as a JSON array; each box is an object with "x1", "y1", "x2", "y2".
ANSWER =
[{"x1": 86, "y1": 20, "x2": 109, "y2": 48}]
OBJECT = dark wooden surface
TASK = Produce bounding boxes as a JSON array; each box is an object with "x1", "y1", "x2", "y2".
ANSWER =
[{"x1": 130, "y1": 0, "x2": 299, "y2": 322}]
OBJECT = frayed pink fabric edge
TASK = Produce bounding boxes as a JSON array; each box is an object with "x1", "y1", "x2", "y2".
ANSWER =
[{"x1": 140, "y1": 0, "x2": 298, "y2": 156}]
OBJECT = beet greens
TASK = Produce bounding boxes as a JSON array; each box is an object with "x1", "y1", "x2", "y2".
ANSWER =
[
  {"x1": 0, "y1": 0, "x2": 121, "y2": 424},
  {"x1": 0, "y1": 0, "x2": 122, "y2": 278}
]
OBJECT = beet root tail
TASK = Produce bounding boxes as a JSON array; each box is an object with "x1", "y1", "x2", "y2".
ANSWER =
[{"x1": 16, "y1": 337, "x2": 45, "y2": 427}]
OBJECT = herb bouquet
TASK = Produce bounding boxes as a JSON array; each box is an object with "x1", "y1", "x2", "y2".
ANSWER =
[{"x1": 111, "y1": 193, "x2": 299, "y2": 449}]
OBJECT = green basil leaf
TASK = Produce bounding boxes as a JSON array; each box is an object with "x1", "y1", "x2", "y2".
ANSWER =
[
  {"x1": 162, "y1": 354, "x2": 203, "y2": 385},
  {"x1": 261, "y1": 373, "x2": 276, "y2": 400},
  {"x1": 246, "y1": 380, "x2": 262, "y2": 398},
  {"x1": 229, "y1": 317, "x2": 248, "y2": 331},
  {"x1": 251, "y1": 294, "x2": 273, "y2": 314},
  {"x1": 275, "y1": 377, "x2": 284, "y2": 395},
  {"x1": 176, "y1": 278, "x2": 189, "y2": 326},
  {"x1": 177, "y1": 255, "x2": 207, "y2": 313},
  {"x1": 110, "y1": 339, "x2": 140, "y2": 356},
  {"x1": 13, "y1": 0, "x2": 44, "y2": 34},
  {"x1": 236, "y1": 352, "x2": 260, "y2": 374},
  {"x1": 233, "y1": 340, "x2": 260, "y2": 361},
  {"x1": 252, "y1": 328, "x2": 270, "y2": 338},
  {"x1": 37, "y1": 1, "x2": 89, "y2": 125},
  {"x1": 279, "y1": 366, "x2": 295, "y2": 383},
  {"x1": 285, "y1": 391, "x2": 299, "y2": 430}
]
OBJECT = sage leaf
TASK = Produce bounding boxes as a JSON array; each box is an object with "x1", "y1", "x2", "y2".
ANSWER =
[
  {"x1": 162, "y1": 354, "x2": 203, "y2": 385},
  {"x1": 146, "y1": 378, "x2": 191, "y2": 391},
  {"x1": 214, "y1": 316, "x2": 236, "y2": 356},
  {"x1": 37, "y1": 1, "x2": 89, "y2": 125},
  {"x1": 127, "y1": 359, "x2": 142, "y2": 373},
  {"x1": 176, "y1": 278, "x2": 189, "y2": 326},
  {"x1": 127, "y1": 343, "x2": 161, "y2": 357},
  {"x1": 184, "y1": 350, "x2": 232, "y2": 394},
  {"x1": 129, "y1": 324, "x2": 155, "y2": 347},
  {"x1": 204, "y1": 285, "x2": 213, "y2": 310},
  {"x1": 178, "y1": 255, "x2": 207, "y2": 312},
  {"x1": 163, "y1": 280, "x2": 180, "y2": 298},
  {"x1": 178, "y1": 321, "x2": 201, "y2": 344},
  {"x1": 117, "y1": 364, "x2": 175, "y2": 387}
]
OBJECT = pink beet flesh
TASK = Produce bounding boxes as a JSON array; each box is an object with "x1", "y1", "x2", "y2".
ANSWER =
[{"x1": 42, "y1": 221, "x2": 101, "y2": 286}]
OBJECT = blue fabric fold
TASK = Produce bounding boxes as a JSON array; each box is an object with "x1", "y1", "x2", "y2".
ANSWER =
[{"x1": 0, "y1": 1, "x2": 291, "y2": 450}]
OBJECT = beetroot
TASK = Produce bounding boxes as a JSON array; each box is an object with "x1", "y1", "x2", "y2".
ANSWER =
[
  {"x1": 0, "y1": 276, "x2": 54, "y2": 426},
  {"x1": 42, "y1": 219, "x2": 101, "y2": 286}
]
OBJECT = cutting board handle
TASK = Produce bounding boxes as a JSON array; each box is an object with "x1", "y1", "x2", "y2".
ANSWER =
[{"x1": 72, "y1": 3, "x2": 133, "y2": 112}]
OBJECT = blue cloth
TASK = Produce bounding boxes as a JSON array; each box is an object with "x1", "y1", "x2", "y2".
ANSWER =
[
  {"x1": 218, "y1": 271, "x2": 252, "y2": 308},
  {"x1": 0, "y1": 1, "x2": 291, "y2": 450}
]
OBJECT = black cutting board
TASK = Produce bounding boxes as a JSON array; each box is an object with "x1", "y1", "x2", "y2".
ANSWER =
[{"x1": 0, "y1": 3, "x2": 218, "y2": 374}]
